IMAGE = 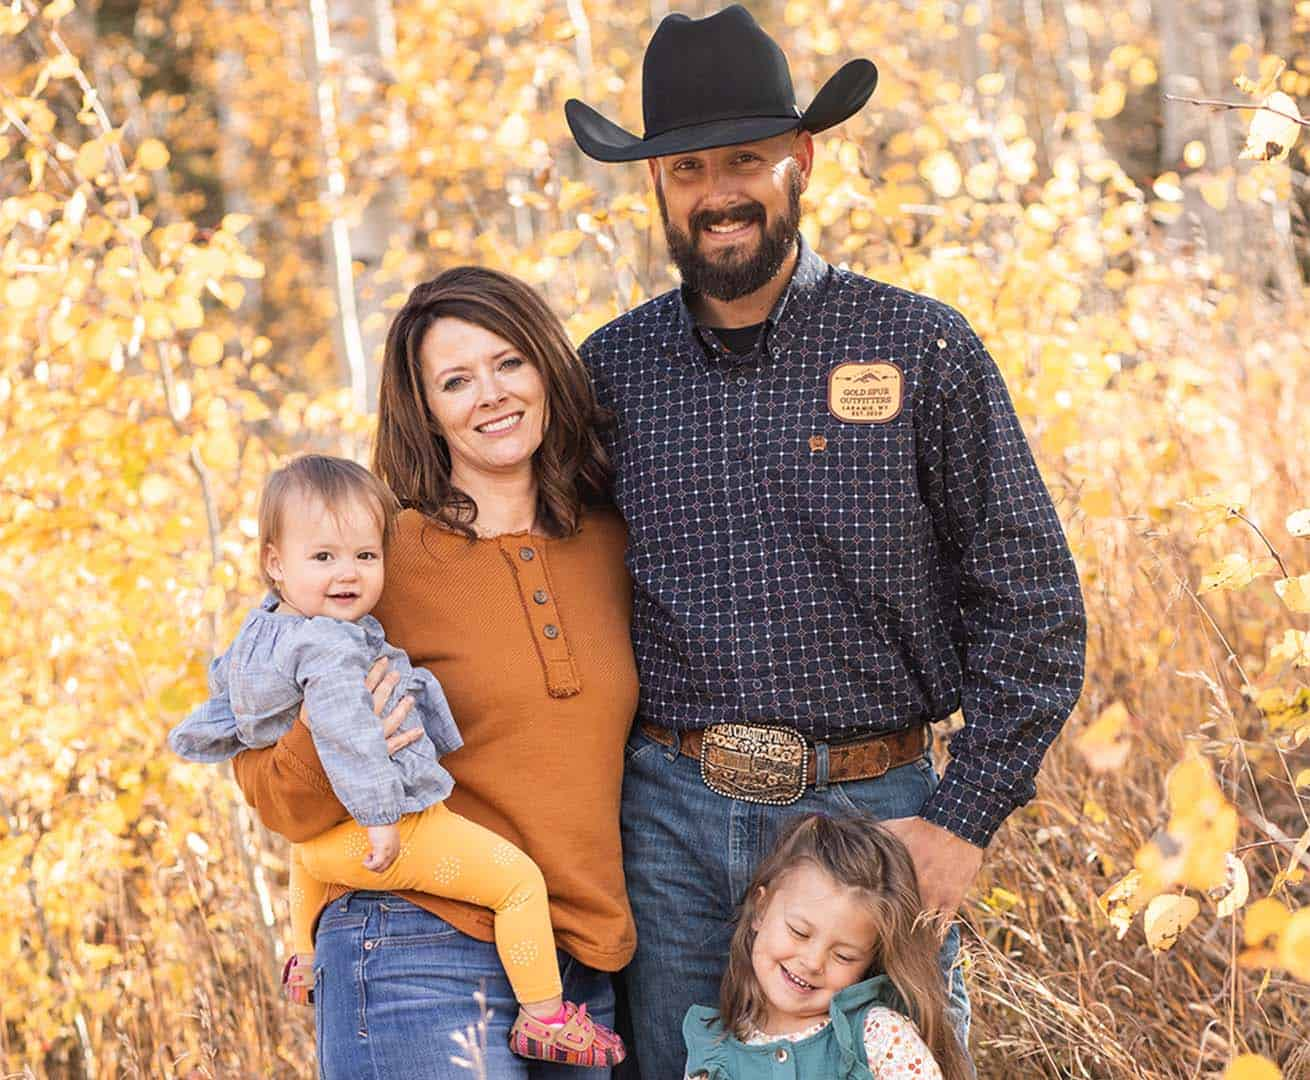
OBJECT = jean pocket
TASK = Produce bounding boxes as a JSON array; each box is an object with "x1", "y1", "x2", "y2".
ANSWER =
[
  {"x1": 827, "y1": 756, "x2": 936, "y2": 817},
  {"x1": 623, "y1": 728, "x2": 662, "y2": 764}
]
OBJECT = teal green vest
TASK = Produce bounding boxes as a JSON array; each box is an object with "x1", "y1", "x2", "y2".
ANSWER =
[{"x1": 682, "y1": 975, "x2": 904, "y2": 1080}]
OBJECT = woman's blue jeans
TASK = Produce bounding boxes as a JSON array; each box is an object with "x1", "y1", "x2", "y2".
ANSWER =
[
  {"x1": 314, "y1": 892, "x2": 616, "y2": 1079},
  {"x1": 619, "y1": 727, "x2": 973, "y2": 1080}
]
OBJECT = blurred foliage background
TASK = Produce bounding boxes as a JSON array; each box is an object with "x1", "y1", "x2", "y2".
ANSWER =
[{"x1": 2, "y1": 0, "x2": 1310, "y2": 1075}]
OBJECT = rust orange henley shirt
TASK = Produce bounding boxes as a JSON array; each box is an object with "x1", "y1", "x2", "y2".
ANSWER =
[{"x1": 232, "y1": 507, "x2": 639, "y2": 971}]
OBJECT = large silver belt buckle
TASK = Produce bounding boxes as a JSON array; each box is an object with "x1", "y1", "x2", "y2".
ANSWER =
[{"x1": 699, "y1": 723, "x2": 809, "y2": 805}]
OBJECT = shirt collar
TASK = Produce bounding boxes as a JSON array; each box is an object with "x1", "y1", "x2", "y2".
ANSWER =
[{"x1": 675, "y1": 233, "x2": 830, "y2": 357}]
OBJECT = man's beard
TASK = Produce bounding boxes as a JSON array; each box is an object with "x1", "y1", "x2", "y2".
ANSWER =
[{"x1": 656, "y1": 164, "x2": 803, "y2": 303}]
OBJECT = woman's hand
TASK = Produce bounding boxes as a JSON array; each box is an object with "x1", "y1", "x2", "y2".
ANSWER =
[
  {"x1": 364, "y1": 822, "x2": 401, "y2": 873},
  {"x1": 365, "y1": 658, "x2": 421, "y2": 756}
]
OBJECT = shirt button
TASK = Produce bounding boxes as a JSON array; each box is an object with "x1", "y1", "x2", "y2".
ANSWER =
[
  {"x1": 543, "y1": 624, "x2": 559, "y2": 639},
  {"x1": 363, "y1": 940, "x2": 376, "y2": 951},
  {"x1": 773, "y1": 1047, "x2": 788, "y2": 1063},
  {"x1": 519, "y1": 546, "x2": 535, "y2": 561},
  {"x1": 533, "y1": 589, "x2": 548, "y2": 604},
  {"x1": 736, "y1": 376, "x2": 748, "y2": 386}
]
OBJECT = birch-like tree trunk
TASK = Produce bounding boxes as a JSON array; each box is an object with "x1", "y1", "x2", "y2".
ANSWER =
[
  {"x1": 1159, "y1": 0, "x2": 1301, "y2": 300},
  {"x1": 306, "y1": 0, "x2": 406, "y2": 414}
]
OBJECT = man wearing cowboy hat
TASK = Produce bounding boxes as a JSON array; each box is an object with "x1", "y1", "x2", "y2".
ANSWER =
[{"x1": 567, "y1": 7, "x2": 1086, "y2": 1075}]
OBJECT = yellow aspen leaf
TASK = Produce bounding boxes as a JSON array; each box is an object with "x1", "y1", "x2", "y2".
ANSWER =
[
  {"x1": 1182, "y1": 485, "x2": 1251, "y2": 532},
  {"x1": 82, "y1": 319, "x2": 119, "y2": 362},
  {"x1": 1245, "y1": 897, "x2": 1291, "y2": 945},
  {"x1": 1239, "y1": 92, "x2": 1301, "y2": 163},
  {"x1": 188, "y1": 332, "x2": 224, "y2": 367},
  {"x1": 1199, "y1": 553, "x2": 1275, "y2": 593},
  {"x1": 544, "y1": 230, "x2": 585, "y2": 257},
  {"x1": 82, "y1": 215, "x2": 114, "y2": 245},
  {"x1": 1279, "y1": 908, "x2": 1310, "y2": 979},
  {"x1": 135, "y1": 138, "x2": 169, "y2": 171},
  {"x1": 494, "y1": 113, "x2": 529, "y2": 150},
  {"x1": 1224, "y1": 1056, "x2": 1282, "y2": 1080},
  {"x1": 1295, "y1": 768, "x2": 1310, "y2": 788},
  {"x1": 1143, "y1": 893, "x2": 1199, "y2": 952},
  {"x1": 1097, "y1": 869, "x2": 1146, "y2": 939},
  {"x1": 1152, "y1": 172, "x2": 1184, "y2": 201},
  {"x1": 75, "y1": 138, "x2": 109, "y2": 180},
  {"x1": 1209, "y1": 853, "x2": 1250, "y2": 918},
  {"x1": 1076, "y1": 701, "x2": 1132, "y2": 772},
  {"x1": 1272, "y1": 828, "x2": 1310, "y2": 893},
  {"x1": 1183, "y1": 141, "x2": 1207, "y2": 169},
  {"x1": 231, "y1": 253, "x2": 265, "y2": 279},
  {"x1": 4, "y1": 277, "x2": 40, "y2": 309},
  {"x1": 198, "y1": 430, "x2": 240, "y2": 470},
  {"x1": 252, "y1": 335, "x2": 273, "y2": 358},
  {"x1": 1275, "y1": 573, "x2": 1310, "y2": 613},
  {"x1": 170, "y1": 294, "x2": 205, "y2": 331},
  {"x1": 558, "y1": 181, "x2": 594, "y2": 213},
  {"x1": 920, "y1": 150, "x2": 962, "y2": 198},
  {"x1": 1286, "y1": 508, "x2": 1310, "y2": 537},
  {"x1": 1200, "y1": 176, "x2": 1230, "y2": 211},
  {"x1": 1093, "y1": 81, "x2": 1126, "y2": 120},
  {"x1": 1253, "y1": 686, "x2": 1310, "y2": 731},
  {"x1": 1268, "y1": 629, "x2": 1310, "y2": 668},
  {"x1": 976, "y1": 72, "x2": 1005, "y2": 96},
  {"x1": 139, "y1": 475, "x2": 171, "y2": 507},
  {"x1": 43, "y1": 0, "x2": 75, "y2": 19},
  {"x1": 0, "y1": 8, "x2": 30, "y2": 33},
  {"x1": 964, "y1": 161, "x2": 998, "y2": 200},
  {"x1": 221, "y1": 212, "x2": 253, "y2": 235},
  {"x1": 1129, "y1": 57, "x2": 1158, "y2": 87}
]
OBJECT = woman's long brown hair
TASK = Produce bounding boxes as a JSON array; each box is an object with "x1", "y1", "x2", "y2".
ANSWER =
[
  {"x1": 372, "y1": 266, "x2": 611, "y2": 537},
  {"x1": 717, "y1": 813, "x2": 972, "y2": 1080}
]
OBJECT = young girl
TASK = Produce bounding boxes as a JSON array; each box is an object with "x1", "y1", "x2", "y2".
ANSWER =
[
  {"x1": 169, "y1": 454, "x2": 624, "y2": 1069},
  {"x1": 682, "y1": 813, "x2": 969, "y2": 1080}
]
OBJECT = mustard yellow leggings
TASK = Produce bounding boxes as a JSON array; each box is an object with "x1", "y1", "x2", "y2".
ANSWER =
[{"x1": 289, "y1": 801, "x2": 563, "y2": 1004}]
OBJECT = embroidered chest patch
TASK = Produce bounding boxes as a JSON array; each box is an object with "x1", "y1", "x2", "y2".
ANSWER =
[{"x1": 827, "y1": 361, "x2": 904, "y2": 423}]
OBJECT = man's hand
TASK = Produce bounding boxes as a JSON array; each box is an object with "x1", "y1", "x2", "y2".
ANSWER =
[
  {"x1": 881, "y1": 815, "x2": 984, "y2": 918},
  {"x1": 364, "y1": 823, "x2": 401, "y2": 873}
]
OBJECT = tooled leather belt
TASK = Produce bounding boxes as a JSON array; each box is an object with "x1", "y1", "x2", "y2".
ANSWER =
[{"x1": 638, "y1": 720, "x2": 930, "y2": 805}]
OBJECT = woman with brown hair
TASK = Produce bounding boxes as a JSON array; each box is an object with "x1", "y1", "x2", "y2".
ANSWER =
[{"x1": 229, "y1": 267, "x2": 638, "y2": 1078}]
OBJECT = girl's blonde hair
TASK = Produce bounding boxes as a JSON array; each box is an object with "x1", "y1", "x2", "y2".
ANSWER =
[
  {"x1": 717, "y1": 812, "x2": 971, "y2": 1080},
  {"x1": 257, "y1": 455, "x2": 400, "y2": 592}
]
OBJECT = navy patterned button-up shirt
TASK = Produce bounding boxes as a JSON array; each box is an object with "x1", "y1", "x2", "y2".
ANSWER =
[{"x1": 581, "y1": 238, "x2": 1086, "y2": 846}]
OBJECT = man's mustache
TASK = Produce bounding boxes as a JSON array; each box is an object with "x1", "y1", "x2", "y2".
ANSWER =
[{"x1": 690, "y1": 202, "x2": 766, "y2": 237}]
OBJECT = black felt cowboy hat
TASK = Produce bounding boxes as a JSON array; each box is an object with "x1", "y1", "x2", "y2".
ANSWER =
[{"x1": 565, "y1": 5, "x2": 878, "y2": 163}]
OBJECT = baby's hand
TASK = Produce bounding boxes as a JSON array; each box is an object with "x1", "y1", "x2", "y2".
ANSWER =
[{"x1": 364, "y1": 823, "x2": 400, "y2": 873}]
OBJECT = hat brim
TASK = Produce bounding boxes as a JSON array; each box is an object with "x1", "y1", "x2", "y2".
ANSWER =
[{"x1": 566, "y1": 59, "x2": 878, "y2": 163}]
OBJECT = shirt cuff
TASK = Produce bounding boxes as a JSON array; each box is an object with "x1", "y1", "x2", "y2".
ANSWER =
[{"x1": 918, "y1": 769, "x2": 1013, "y2": 848}]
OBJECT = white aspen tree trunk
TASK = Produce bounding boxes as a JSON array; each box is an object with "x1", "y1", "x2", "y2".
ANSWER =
[
  {"x1": 306, "y1": 0, "x2": 406, "y2": 414},
  {"x1": 1160, "y1": 0, "x2": 1301, "y2": 301}
]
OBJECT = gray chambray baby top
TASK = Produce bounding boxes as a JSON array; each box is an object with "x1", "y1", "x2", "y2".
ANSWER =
[{"x1": 168, "y1": 593, "x2": 463, "y2": 826}]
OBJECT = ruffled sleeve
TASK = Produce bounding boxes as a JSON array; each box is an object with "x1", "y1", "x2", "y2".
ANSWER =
[
  {"x1": 861, "y1": 1008, "x2": 942, "y2": 1079},
  {"x1": 829, "y1": 975, "x2": 907, "y2": 1078},
  {"x1": 682, "y1": 1006, "x2": 731, "y2": 1080},
  {"x1": 376, "y1": 641, "x2": 462, "y2": 756},
  {"x1": 168, "y1": 651, "x2": 246, "y2": 763}
]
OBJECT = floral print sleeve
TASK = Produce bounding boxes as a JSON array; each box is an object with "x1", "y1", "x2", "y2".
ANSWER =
[{"x1": 863, "y1": 1007, "x2": 943, "y2": 1079}]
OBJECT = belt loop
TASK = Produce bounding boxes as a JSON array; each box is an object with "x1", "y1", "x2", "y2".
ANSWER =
[
  {"x1": 813, "y1": 742, "x2": 830, "y2": 792},
  {"x1": 663, "y1": 729, "x2": 680, "y2": 763}
]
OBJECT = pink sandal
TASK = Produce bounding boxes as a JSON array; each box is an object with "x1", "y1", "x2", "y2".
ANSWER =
[{"x1": 508, "y1": 1001, "x2": 626, "y2": 1068}]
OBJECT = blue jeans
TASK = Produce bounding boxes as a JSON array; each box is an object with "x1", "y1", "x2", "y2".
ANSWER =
[
  {"x1": 314, "y1": 892, "x2": 616, "y2": 1079},
  {"x1": 619, "y1": 728, "x2": 972, "y2": 1080}
]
